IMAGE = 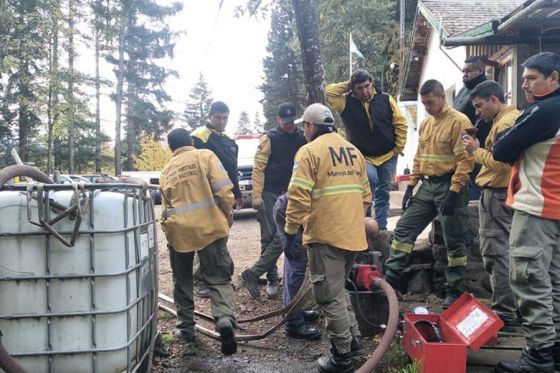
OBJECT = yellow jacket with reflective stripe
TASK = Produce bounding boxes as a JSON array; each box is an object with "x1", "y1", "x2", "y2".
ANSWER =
[
  {"x1": 252, "y1": 134, "x2": 271, "y2": 201},
  {"x1": 474, "y1": 106, "x2": 519, "y2": 188},
  {"x1": 326, "y1": 81, "x2": 408, "y2": 166},
  {"x1": 285, "y1": 132, "x2": 372, "y2": 251},
  {"x1": 160, "y1": 146, "x2": 234, "y2": 253},
  {"x1": 409, "y1": 103, "x2": 474, "y2": 193}
]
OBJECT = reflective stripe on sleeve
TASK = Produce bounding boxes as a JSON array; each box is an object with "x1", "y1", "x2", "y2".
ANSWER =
[
  {"x1": 211, "y1": 178, "x2": 232, "y2": 192},
  {"x1": 391, "y1": 240, "x2": 414, "y2": 253},
  {"x1": 448, "y1": 256, "x2": 467, "y2": 267},
  {"x1": 163, "y1": 198, "x2": 217, "y2": 218},
  {"x1": 419, "y1": 154, "x2": 456, "y2": 162},
  {"x1": 361, "y1": 180, "x2": 370, "y2": 190},
  {"x1": 453, "y1": 145, "x2": 465, "y2": 156},
  {"x1": 254, "y1": 154, "x2": 269, "y2": 163},
  {"x1": 289, "y1": 176, "x2": 315, "y2": 191}
]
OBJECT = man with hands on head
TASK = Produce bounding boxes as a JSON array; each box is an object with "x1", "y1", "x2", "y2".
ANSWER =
[{"x1": 326, "y1": 69, "x2": 407, "y2": 232}]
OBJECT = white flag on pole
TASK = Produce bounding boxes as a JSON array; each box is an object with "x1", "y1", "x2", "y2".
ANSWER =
[{"x1": 350, "y1": 33, "x2": 364, "y2": 59}]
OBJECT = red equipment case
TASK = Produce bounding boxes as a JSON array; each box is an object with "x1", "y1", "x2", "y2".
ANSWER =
[{"x1": 403, "y1": 293, "x2": 504, "y2": 373}]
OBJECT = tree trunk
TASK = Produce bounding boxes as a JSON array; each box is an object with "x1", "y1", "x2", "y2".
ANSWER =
[
  {"x1": 290, "y1": 0, "x2": 326, "y2": 105},
  {"x1": 47, "y1": 8, "x2": 59, "y2": 175},
  {"x1": 114, "y1": 5, "x2": 128, "y2": 176},
  {"x1": 67, "y1": 0, "x2": 75, "y2": 174},
  {"x1": 125, "y1": 83, "x2": 135, "y2": 171},
  {"x1": 95, "y1": 25, "x2": 101, "y2": 172}
]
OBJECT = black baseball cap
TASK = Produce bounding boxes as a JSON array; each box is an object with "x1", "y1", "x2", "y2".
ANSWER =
[{"x1": 277, "y1": 103, "x2": 298, "y2": 122}]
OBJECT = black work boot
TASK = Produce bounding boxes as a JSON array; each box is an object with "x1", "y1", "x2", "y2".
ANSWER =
[
  {"x1": 553, "y1": 342, "x2": 560, "y2": 371},
  {"x1": 350, "y1": 336, "x2": 365, "y2": 357},
  {"x1": 241, "y1": 269, "x2": 260, "y2": 299},
  {"x1": 495, "y1": 346, "x2": 554, "y2": 372},
  {"x1": 317, "y1": 342, "x2": 355, "y2": 373},
  {"x1": 218, "y1": 325, "x2": 237, "y2": 356}
]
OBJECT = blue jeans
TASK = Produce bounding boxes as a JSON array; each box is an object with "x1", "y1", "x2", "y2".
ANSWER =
[{"x1": 366, "y1": 155, "x2": 397, "y2": 230}]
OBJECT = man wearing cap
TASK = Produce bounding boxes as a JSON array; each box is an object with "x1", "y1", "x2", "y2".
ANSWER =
[
  {"x1": 326, "y1": 70, "x2": 407, "y2": 231},
  {"x1": 285, "y1": 103, "x2": 371, "y2": 372},
  {"x1": 241, "y1": 103, "x2": 307, "y2": 300}
]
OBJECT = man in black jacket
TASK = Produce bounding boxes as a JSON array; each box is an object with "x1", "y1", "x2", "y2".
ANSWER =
[
  {"x1": 190, "y1": 101, "x2": 240, "y2": 298},
  {"x1": 241, "y1": 103, "x2": 306, "y2": 299},
  {"x1": 493, "y1": 52, "x2": 560, "y2": 373},
  {"x1": 453, "y1": 55, "x2": 491, "y2": 200}
]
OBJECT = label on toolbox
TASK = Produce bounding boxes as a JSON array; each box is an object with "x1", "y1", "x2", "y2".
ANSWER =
[{"x1": 456, "y1": 307, "x2": 489, "y2": 339}]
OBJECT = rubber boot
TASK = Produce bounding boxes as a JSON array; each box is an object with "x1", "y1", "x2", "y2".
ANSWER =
[
  {"x1": 316, "y1": 341, "x2": 354, "y2": 373},
  {"x1": 495, "y1": 346, "x2": 554, "y2": 372},
  {"x1": 350, "y1": 336, "x2": 364, "y2": 357}
]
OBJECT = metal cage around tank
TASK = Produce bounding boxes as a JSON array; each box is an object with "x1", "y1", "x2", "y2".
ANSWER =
[{"x1": 0, "y1": 183, "x2": 158, "y2": 373}]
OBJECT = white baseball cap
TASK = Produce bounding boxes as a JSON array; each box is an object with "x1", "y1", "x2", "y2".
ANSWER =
[{"x1": 294, "y1": 103, "x2": 335, "y2": 126}]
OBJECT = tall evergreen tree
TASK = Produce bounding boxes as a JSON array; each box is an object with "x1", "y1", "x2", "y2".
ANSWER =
[
  {"x1": 236, "y1": 111, "x2": 253, "y2": 135},
  {"x1": 259, "y1": 0, "x2": 303, "y2": 129},
  {"x1": 0, "y1": 0, "x2": 49, "y2": 162},
  {"x1": 253, "y1": 111, "x2": 264, "y2": 133},
  {"x1": 108, "y1": 0, "x2": 182, "y2": 172},
  {"x1": 184, "y1": 72, "x2": 213, "y2": 130}
]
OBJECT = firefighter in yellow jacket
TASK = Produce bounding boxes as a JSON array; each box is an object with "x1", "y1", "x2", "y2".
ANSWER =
[
  {"x1": 160, "y1": 128, "x2": 237, "y2": 356},
  {"x1": 384, "y1": 79, "x2": 474, "y2": 309},
  {"x1": 284, "y1": 103, "x2": 372, "y2": 373}
]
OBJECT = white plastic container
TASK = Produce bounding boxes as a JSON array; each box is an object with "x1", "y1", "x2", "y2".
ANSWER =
[{"x1": 0, "y1": 184, "x2": 158, "y2": 373}]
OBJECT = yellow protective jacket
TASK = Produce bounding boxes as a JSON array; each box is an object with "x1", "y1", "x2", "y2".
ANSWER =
[
  {"x1": 326, "y1": 81, "x2": 408, "y2": 166},
  {"x1": 409, "y1": 103, "x2": 474, "y2": 193},
  {"x1": 160, "y1": 146, "x2": 234, "y2": 253},
  {"x1": 474, "y1": 106, "x2": 520, "y2": 188},
  {"x1": 285, "y1": 132, "x2": 372, "y2": 251},
  {"x1": 252, "y1": 135, "x2": 271, "y2": 201}
]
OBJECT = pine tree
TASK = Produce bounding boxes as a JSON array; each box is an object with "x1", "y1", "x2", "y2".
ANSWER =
[
  {"x1": 236, "y1": 111, "x2": 253, "y2": 135},
  {"x1": 253, "y1": 112, "x2": 264, "y2": 133},
  {"x1": 108, "y1": 0, "x2": 182, "y2": 172},
  {"x1": 184, "y1": 72, "x2": 213, "y2": 130},
  {"x1": 259, "y1": 0, "x2": 304, "y2": 129}
]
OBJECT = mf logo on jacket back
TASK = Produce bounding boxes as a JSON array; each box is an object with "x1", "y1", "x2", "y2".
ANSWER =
[{"x1": 329, "y1": 146, "x2": 358, "y2": 167}]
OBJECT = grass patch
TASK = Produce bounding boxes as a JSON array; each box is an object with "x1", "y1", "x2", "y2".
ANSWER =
[
  {"x1": 399, "y1": 360, "x2": 422, "y2": 373},
  {"x1": 159, "y1": 310, "x2": 175, "y2": 320},
  {"x1": 179, "y1": 341, "x2": 199, "y2": 356},
  {"x1": 160, "y1": 333, "x2": 173, "y2": 343},
  {"x1": 375, "y1": 340, "x2": 416, "y2": 373}
]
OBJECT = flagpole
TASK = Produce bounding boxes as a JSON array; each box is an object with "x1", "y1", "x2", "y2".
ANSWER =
[{"x1": 349, "y1": 32, "x2": 353, "y2": 77}]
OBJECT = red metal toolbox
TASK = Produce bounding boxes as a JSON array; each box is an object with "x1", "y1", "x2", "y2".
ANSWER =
[{"x1": 403, "y1": 293, "x2": 504, "y2": 373}]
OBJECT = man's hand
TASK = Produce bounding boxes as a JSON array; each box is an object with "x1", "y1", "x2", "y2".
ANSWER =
[
  {"x1": 441, "y1": 191, "x2": 459, "y2": 216},
  {"x1": 282, "y1": 233, "x2": 298, "y2": 260},
  {"x1": 234, "y1": 197, "x2": 244, "y2": 210},
  {"x1": 462, "y1": 135, "x2": 480, "y2": 154},
  {"x1": 402, "y1": 185, "x2": 414, "y2": 211},
  {"x1": 252, "y1": 197, "x2": 263, "y2": 211}
]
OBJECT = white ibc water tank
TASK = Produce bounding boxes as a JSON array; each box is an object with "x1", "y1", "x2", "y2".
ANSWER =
[{"x1": 0, "y1": 184, "x2": 158, "y2": 373}]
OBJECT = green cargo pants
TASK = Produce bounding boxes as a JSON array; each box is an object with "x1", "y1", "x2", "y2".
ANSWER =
[
  {"x1": 384, "y1": 178, "x2": 469, "y2": 294},
  {"x1": 250, "y1": 190, "x2": 283, "y2": 282},
  {"x1": 478, "y1": 188, "x2": 516, "y2": 321},
  {"x1": 169, "y1": 237, "x2": 236, "y2": 338},
  {"x1": 509, "y1": 210, "x2": 560, "y2": 350},
  {"x1": 307, "y1": 243, "x2": 360, "y2": 354}
]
